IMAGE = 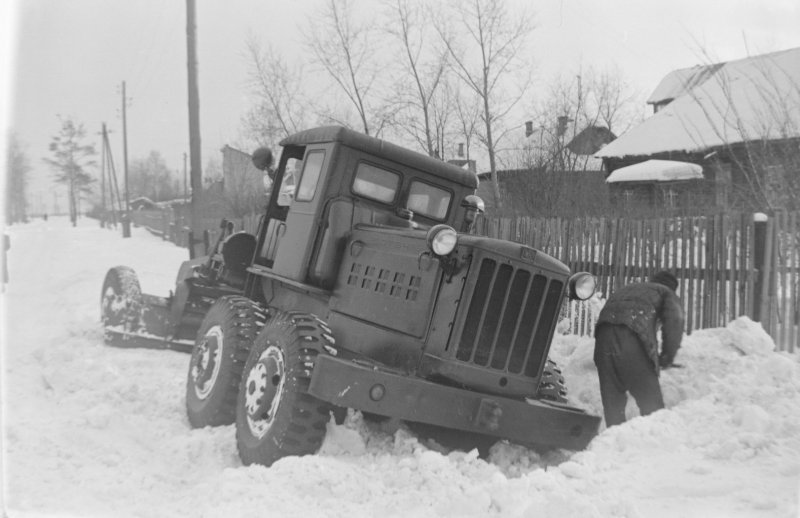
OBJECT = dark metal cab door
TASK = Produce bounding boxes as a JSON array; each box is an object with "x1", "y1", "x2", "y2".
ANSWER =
[{"x1": 271, "y1": 144, "x2": 333, "y2": 281}]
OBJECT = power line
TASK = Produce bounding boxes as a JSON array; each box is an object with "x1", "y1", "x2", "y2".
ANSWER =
[{"x1": 128, "y1": 2, "x2": 171, "y2": 96}]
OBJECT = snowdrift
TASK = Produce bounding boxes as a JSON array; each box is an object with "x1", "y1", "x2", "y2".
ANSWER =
[{"x1": 2, "y1": 217, "x2": 798, "y2": 518}]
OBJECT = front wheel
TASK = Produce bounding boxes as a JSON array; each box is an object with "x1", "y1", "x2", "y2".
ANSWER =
[
  {"x1": 186, "y1": 296, "x2": 268, "y2": 428},
  {"x1": 536, "y1": 359, "x2": 568, "y2": 403},
  {"x1": 235, "y1": 311, "x2": 332, "y2": 466},
  {"x1": 100, "y1": 266, "x2": 143, "y2": 340}
]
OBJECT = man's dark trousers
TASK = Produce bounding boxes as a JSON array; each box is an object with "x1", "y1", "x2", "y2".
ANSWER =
[{"x1": 594, "y1": 323, "x2": 664, "y2": 426}]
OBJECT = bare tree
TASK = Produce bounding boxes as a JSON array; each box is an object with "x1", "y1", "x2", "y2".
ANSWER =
[
  {"x1": 241, "y1": 35, "x2": 308, "y2": 149},
  {"x1": 128, "y1": 151, "x2": 177, "y2": 202},
  {"x1": 384, "y1": 0, "x2": 449, "y2": 156},
  {"x1": 520, "y1": 66, "x2": 641, "y2": 173},
  {"x1": 306, "y1": 0, "x2": 387, "y2": 136},
  {"x1": 534, "y1": 72, "x2": 591, "y2": 173},
  {"x1": 435, "y1": 0, "x2": 534, "y2": 207},
  {"x1": 490, "y1": 66, "x2": 641, "y2": 216},
  {"x1": 44, "y1": 116, "x2": 96, "y2": 226},
  {"x1": 6, "y1": 134, "x2": 30, "y2": 223},
  {"x1": 450, "y1": 80, "x2": 482, "y2": 162},
  {"x1": 592, "y1": 66, "x2": 641, "y2": 136}
]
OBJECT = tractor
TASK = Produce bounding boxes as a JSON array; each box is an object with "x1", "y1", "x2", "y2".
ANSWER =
[{"x1": 101, "y1": 126, "x2": 601, "y2": 465}]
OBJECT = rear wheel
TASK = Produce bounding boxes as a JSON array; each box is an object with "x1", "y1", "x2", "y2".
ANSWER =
[
  {"x1": 235, "y1": 311, "x2": 332, "y2": 466},
  {"x1": 186, "y1": 296, "x2": 268, "y2": 428},
  {"x1": 100, "y1": 266, "x2": 143, "y2": 340}
]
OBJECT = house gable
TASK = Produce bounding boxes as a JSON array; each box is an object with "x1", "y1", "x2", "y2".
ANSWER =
[
  {"x1": 598, "y1": 47, "x2": 800, "y2": 159},
  {"x1": 646, "y1": 63, "x2": 724, "y2": 113}
]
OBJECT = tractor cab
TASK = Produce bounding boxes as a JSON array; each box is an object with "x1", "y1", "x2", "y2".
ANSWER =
[{"x1": 247, "y1": 126, "x2": 482, "y2": 293}]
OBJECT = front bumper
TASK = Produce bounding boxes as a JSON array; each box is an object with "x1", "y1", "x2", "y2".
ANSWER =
[{"x1": 308, "y1": 354, "x2": 600, "y2": 451}]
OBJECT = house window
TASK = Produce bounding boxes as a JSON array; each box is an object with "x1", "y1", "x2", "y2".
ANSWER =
[
  {"x1": 764, "y1": 164, "x2": 788, "y2": 208},
  {"x1": 713, "y1": 162, "x2": 732, "y2": 207},
  {"x1": 664, "y1": 188, "x2": 678, "y2": 208},
  {"x1": 623, "y1": 190, "x2": 634, "y2": 207}
]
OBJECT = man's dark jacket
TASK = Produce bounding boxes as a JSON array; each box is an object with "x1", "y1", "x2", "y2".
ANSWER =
[{"x1": 595, "y1": 281, "x2": 684, "y2": 370}]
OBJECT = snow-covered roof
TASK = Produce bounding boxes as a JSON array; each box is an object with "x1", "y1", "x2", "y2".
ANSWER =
[
  {"x1": 646, "y1": 63, "x2": 723, "y2": 105},
  {"x1": 605, "y1": 159, "x2": 703, "y2": 183},
  {"x1": 566, "y1": 126, "x2": 616, "y2": 155},
  {"x1": 597, "y1": 47, "x2": 800, "y2": 158}
]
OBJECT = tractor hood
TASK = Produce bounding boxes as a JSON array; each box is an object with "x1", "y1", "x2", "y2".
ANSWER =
[
  {"x1": 455, "y1": 234, "x2": 570, "y2": 278},
  {"x1": 331, "y1": 223, "x2": 574, "y2": 393},
  {"x1": 351, "y1": 223, "x2": 570, "y2": 278}
]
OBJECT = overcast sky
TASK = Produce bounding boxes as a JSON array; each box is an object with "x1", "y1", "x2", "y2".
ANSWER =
[{"x1": 3, "y1": 0, "x2": 800, "y2": 214}]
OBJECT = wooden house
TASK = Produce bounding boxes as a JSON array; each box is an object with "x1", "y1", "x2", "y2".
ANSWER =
[
  {"x1": 221, "y1": 145, "x2": 265, "y2": 194},
  {"x1": 596, "y1": 47, "x2": 800, "y2": 212},
  {"x1": 476, "y1": 168, "x2": 610, "y2": 217}
]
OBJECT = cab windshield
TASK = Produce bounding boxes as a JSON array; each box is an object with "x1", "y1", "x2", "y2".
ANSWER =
[{"x1": 406, "y1": 180, "x2": 451, "y2": 220}]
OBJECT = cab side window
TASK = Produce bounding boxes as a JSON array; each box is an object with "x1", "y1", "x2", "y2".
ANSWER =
[{"x1": 295, "y1": 150, "x2": 325, "y2": 202}]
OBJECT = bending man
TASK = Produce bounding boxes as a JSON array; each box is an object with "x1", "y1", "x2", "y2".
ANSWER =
[{"x1": 594, "y1": 270, "x2": 684, "y2": 426}]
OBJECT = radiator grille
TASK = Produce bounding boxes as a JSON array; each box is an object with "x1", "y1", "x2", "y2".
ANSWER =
[{"x1": 456, "y1": 258, "x2": 564, "y2": 377}]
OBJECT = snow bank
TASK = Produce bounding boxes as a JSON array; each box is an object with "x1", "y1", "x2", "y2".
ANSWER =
[{"x1": 2, "y1": 217, "x2": 799, "y2": 518}]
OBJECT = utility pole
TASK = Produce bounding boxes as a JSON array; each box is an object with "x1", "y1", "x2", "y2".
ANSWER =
[
  {"x1": 99, "y1": 124, "x2": 107, "y2": 228},
  {"x1": 102, "y1": 126, "x2": 123, "y2": 228},
  {"x1": 121, "y1": 81, "x2": 132, "y2": 238},
  {"x1": 183, "y1": 152, "x2": 188, "y2": 201},
  {"x1": 186, "y1": 0, "x2": 203, "y2": 258}
]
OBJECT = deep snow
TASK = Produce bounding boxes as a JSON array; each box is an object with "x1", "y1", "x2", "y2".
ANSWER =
[{"x1": 1, "y1": 217, "x2": 799, "y2": 518}]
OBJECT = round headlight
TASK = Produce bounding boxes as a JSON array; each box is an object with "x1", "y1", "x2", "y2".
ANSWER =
[
  {"x1": 427, "y1": 225, "x2": 458, "y2": 256},
  {"x1": 569, "y1": 272, "x2": 596, "y2": 301}
]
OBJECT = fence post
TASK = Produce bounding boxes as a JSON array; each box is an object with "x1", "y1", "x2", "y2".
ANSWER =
[
  {"x1": 121, "y1": 212, "x2": 131, "y2": 238},
  {"x1": 185, "y1": 227, "x2": 194, "y2": 256},
  {"x1": 752, "y1": 212, "x2": 768, "y2": 323}
]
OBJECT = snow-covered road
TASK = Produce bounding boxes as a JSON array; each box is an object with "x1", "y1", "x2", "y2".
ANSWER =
[{"x1": 2, "y1": 217, "x2": 799, "y2": 517}]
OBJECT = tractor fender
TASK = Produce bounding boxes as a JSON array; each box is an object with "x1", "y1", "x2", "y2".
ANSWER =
[
  {"x1": 280, "y1": 311, "x2": 339, "y2": 359},
  {"x1": 175, "y1": 256, "x2": 207, "y2": 285},
  {"x1": 170, "y1": 257, "x2": 208, "y2": 324}
]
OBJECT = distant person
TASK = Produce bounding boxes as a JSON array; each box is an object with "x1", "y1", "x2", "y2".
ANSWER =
[
  {"x1": 3, "y1": 233, "x2": 9, "y2": 285},
  {"x1": 593, "y1": 270, "x2": 684, "y2": 426}
]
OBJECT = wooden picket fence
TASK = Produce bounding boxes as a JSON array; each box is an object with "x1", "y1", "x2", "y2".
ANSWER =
[
  {"x1": 129, "y1": 206, "x2": 798, "y2": 352},
  {"x1": 474, "y1": 211, "x2": 799, "y2": 352},
  {"x1": 129, "y1": 207, "x2": 260, "y2": 250}
]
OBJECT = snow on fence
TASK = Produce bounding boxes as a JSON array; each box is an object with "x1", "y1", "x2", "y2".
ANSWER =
[
  {"x1": 128, "y1": 207, "x2": 798, "y2": 352},
  {"x1": 474, "y1": 212, "x2": 799, "y2": 352},
  {"x1": 129, "y1": 206, "x2": 260, "y2": 250}
]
